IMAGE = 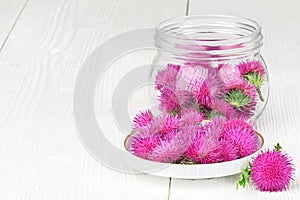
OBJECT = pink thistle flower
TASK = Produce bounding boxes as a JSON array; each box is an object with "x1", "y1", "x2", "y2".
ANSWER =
[
  {"x1": 130, "y1": 127, "x2": 161, "y2": 159},
  {"x1": 206, "y1": 68, "x2": 225, "y2": 98},
  {"x1": 184, "y1": 132, "x2": 205, "y2": 163},
  {"x1": 176, "y1": 65, "x2": 207, "y2": 91},
  {"x1": 152, "y1": 114, "x2": 180, "y2": 135},
  {"x1": 225, "y1": 82, "x2": 257, "y2": 116},
  {"x1": 149, "y1": 131, "x2": 190, "y2": 163},
  {"x1": 225, "y1": 79, "x2": 257, "y2": 99},
  {"x1": 167, "y1": 63, "x2": 181, "y2": 72},
  {"x1": 222, "y1": 119, "x2": 259, "y2": 158},
  {"x1": 159, "y1": 88, "x2": 180, "y2": 113},
  {"x1": 210, "y1": 99, "x2": 236, "y2": 119},
  {"x1": 238, "y1": 60, "x2": 266, "y2": 102},
  {"x1": 132, "y1": 109, "x2": 153, "y2": 130},
  {"x1": 193, "y1": 69, "x2": 225, "y2": 107},
  {"x1": 203, "y1": 116, "x2": 226, "y2": 140},
  {"x1": 160, "y1": 130, "x2": 177, "y2": 142},
  {"x1": 238, "y1": 60, "x2": 265, "y2": 76},
  {"x1": 194, "y1": 81, "x2": 211, "y2": 106},
  {"x1": 251, "y1": 149, "x2": 294, "y2": 192},
  {"x1": 175, "y1": 89, "x2": 194, "y2": 108},
  {"x1": 218, "y1": 64, "x2": 244, "y2": 89},
  {"x1": 193, "y1": 138, "x2": 222, "y2": 164},
  {"x1": 180, "y1": 108, "x2": 205, "y2": 127},
  {"x1": 185, "y1": 118, "x2": 226, "y2": 164},
  {"x1": 155, "y1": 67, "x2": 178, "y2": 90},
  {"x1": 218, "y1": 140, "x2": 239, "y2": 162}
]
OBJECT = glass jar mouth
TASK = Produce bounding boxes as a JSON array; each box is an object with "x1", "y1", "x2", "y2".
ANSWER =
[{"x1": 154, "y1": 15, "x2": 263, "y2": 61}]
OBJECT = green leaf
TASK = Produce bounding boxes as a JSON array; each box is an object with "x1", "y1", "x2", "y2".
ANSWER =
[
  {"x1": 236, "y1": 165, "x2": 252, "y2": 189},
  {"x1": 274, "y1": 143, "x2": 282, "y2": 151}
]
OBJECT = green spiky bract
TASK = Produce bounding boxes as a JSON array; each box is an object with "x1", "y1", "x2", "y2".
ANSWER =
[
  {"x1": 243, "y1": 72, "x2": 264, "y2": 102},
  {"x1": 225, "y1": 89, "x2": 251, "y2": 111}
]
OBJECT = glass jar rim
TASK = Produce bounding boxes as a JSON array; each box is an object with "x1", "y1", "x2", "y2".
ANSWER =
[
  {"x1": 154, "y1": 15, "x2": 263, "y2": 61},
  {"x1": 156, "y1": 15, "x2": 261, "y2": 41}
]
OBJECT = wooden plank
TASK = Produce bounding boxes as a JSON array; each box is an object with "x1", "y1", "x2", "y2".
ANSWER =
[
  {"x1": 169, "y1": 1, "x2": 300, "y2": 199},
  {"x1": 0, "y1": 0, "x2": 28, "y2": 51},
  {"x1": 0, "y1": 0, "x2": 186, "y2": 199}
]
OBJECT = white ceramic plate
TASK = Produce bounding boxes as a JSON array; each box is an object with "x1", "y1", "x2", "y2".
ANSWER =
[{"x1": 124, "y1": 132, "x2": 264, "y2": 179}]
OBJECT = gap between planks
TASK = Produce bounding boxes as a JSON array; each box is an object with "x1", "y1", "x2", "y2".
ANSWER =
[
  {"x1": 0, "y1": 0, "x2": 30, "y2": 53},
  {"x1": 185, "y1": 0, "x2": 190, "y2": 16},
  {"x1": 167, "y1": 177, "x2": 172, "y2": 200},
  {"x1": 168, "y1": 1, "x2": 190, "y2": 199}
]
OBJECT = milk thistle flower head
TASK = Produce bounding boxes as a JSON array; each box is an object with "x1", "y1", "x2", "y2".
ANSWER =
[
  {"x1": 222, "y1": 119, "x2": 259, "y2": 157},
  {"x1": 130, "y1": 126, "x2": 161, "y2": 159},
  {"x1": 152, "y1": 114, "x2": 180, "y2": 135},
  {"x1": 237, "y1": 143, "x2": 295, "y2": 192},
  {"x1": 155, "y1": 66, "x2": 179, "y2": 90},
  {"x1": 238, "y1": 60, "x2": 266, "y2": 102},
  {"x1": 180, "y1": 108, "x2": 205, "y2": 127},
  {"x1": 158, "y1": 88, "x2": 180, "y2": 114},
  {"x1": 218, "y1": 140, "x2": 239, "y2": 162},
  {"x1": 185, "y1": 131, "x2": 222, "y2": 164},
  {"x1": 167, "y1": 63, "x2": 181, "y2": 72},
  {"x1": 148, "y1": 131, "x2": 190, "y2": 163},
  {"x1": 193, "y1": 68, "x2": 225, "y2": 107},
  {"x1": 224, "y1": 82, "x2": 257, "y2": 116},
  {"x1": 218, "y1": 64, "x2": 244, "y2": 89},
  {"x1": 209, "y1": 99, "x2": 236, "y2": 119},
  {"x1": 185, "y1": 117, "x2": 226, "y2": 164},
  {"x1": 132, "y1": 109, "x2": 153, "y2": 130}
]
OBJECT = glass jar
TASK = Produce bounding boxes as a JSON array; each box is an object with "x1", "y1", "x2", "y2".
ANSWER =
[{"x1": 151, "y1": 15, "x2": 269, "y2": 119}]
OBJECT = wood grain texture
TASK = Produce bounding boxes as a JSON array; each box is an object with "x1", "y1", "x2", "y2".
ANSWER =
[
  {"x1": 0, "y1": 0, "x2": 186, "y2": 199},
  {"x1": 0, "y1": 0, "x2": 28, "y2": 50},
  {"x1": 168, "y1": 1, "x2": 300, "y2": 199}
]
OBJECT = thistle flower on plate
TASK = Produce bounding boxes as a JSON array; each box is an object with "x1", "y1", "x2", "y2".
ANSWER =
[
  {"x1": 132, "y1": 109, "x2": 153, "y2": 130},
  {"x1": 179, "y1": 108, "x2": 205, "y2": 127},
  {"x1": 222, "y1": 119, "x2": 259, "y2": 157},
  {"x1": 238, "y1": 60, "x2": 266, "y2": 102},
  {"x1": 237, "y1": 143, "x2": 295, "y2": 192},
  {"x1": 158, "y1": 88, "x2": 180, "y2": 114},
  {"x1": 151, "y1": 114, "x2": 180, "y2": 135},
  {"x1": 148, "y1": 131, "x2": 190, "y2": 163},
  {"x1": 130, "y1": 126, "x2": 161, "y2": 159},
  {"x1": 185, "y1": 131, "x2": 222, "y2": 164},
  {"x1": 203, "y1": 116, "x2": 226, "y2": 140},
  {"x1": 218, "y1": 140, "x2": 239, "y2": 162},
  {"x1": 185, "y1": 118, "x2": 225, "y2": 164},
  {"x1": 224, "y1": 82, "x2": 257, "y2": 116}
]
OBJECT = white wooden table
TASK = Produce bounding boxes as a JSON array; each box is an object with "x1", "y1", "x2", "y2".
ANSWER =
[{"x1": 0, "y1": 0, "x2": 299, "y2": 199}]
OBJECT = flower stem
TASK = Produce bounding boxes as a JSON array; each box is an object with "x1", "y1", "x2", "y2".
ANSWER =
[{"x1": 256, "y1": 87, "x2": 264, "y2": 102}]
